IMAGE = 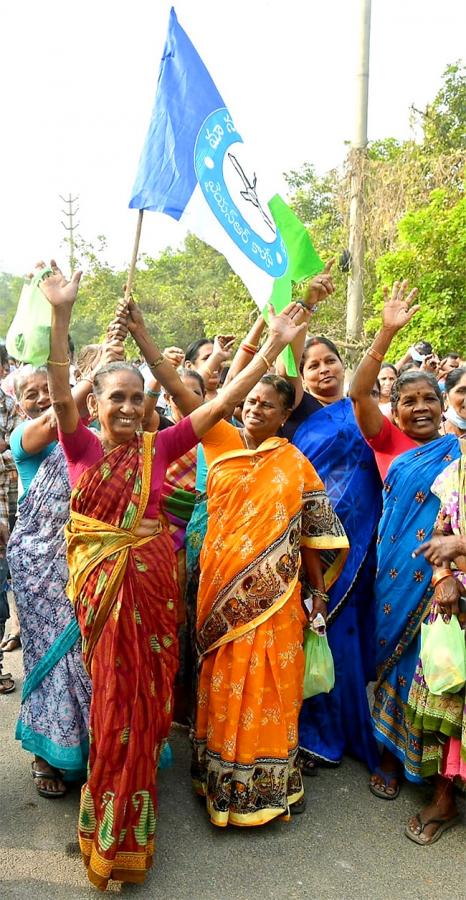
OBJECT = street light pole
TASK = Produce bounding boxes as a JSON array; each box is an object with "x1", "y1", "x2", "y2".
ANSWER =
[{"x1": 346, "y1": 0, "x2": 372, "y2": 354}]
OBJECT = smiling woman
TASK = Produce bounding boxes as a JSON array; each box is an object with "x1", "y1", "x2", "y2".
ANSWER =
[
  {"x1": 39, "y1": 259, "x2": 308, "y2": 890},
  {"x1": 349, "y1": 280, "x2": 462, "y2": 809}
]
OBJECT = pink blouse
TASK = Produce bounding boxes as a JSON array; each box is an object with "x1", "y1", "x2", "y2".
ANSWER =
[{"x1": 59, "y1": 417, "x2": 199, "y2": 518}]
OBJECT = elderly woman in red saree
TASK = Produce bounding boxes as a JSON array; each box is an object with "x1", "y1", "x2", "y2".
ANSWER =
[
  {"x1": 191, "y1": 375, "x2": 349, "y2": 826},
  {"x1": 41, "y1": 261, "x2": 307, "y2": 891}
]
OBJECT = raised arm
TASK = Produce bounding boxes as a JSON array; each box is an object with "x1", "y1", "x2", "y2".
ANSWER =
[
  {"x1": 19, "y1": 313, "x2": 127, "y2": 454},
  {"x1": 276, "y1": 260, "x2": 336, "y2": 407},
  {"x1": 223, "y1": 314, "x2": 266, "y2": 386},
  {"x1": 123, "y1": 300, "x2": 203, "y2": 417},
  {"x1": 189, "y1": 304, "x2": 307, "y2": 438},
  {"x1": 39, "y1": 262, "x2": 82, "y2": 433},
  {"x1": 196, "y1": 335, "x2": 235, "y2": 387},
  {"x1": 349, "y1": 280, "x2": 420, "y2": 438}
]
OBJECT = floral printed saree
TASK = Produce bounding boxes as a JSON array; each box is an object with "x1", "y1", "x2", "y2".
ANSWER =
[
  {"x1": 65, "y1": 432, "x2": 179, "y2": 890},
  {"x1": 192, "y1": 425, "x2": 348, "y2": 826}
]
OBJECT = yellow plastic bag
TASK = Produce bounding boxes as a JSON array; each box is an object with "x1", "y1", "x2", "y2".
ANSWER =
[
  {"x1": 420, "y1": 615, "x2": 466, "y2": 696},
  {"x1": 302, "y1": 627, "x2": 335, "y2": 699}
]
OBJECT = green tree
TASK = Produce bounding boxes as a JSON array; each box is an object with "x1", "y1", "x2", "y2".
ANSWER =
[{"x1": 366, "y1": 186, "x2": 466, "y2": 357}]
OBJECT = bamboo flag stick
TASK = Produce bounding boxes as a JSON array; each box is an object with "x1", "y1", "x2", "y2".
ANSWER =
[{"x1": 124, "y1": 209, "x2": 144, "y2": 303}]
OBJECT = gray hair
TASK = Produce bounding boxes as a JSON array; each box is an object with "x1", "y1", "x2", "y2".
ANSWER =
[{"x1": 14, "y1": 365, "x2": 48, "y2": 401}]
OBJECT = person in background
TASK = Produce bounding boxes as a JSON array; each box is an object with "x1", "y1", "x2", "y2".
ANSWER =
[
  {"x1": 394, "y1": 340, "x2": 433, "y2": 372},
  {"x1": 378, "y1": 362, "x2": 397, "y2": 417},
  {"x1": 0, "y1": 344, "x2": 22, "y2": 660},
  {"x1": 437, "y1": 352, "x2": 461, "y2": 391},
  {"x1": 185, "y1": 335, "x2": 235, "y2": 399},
  {"x1": 349, "y1": 280, "x2": 462, "y2": 805},
  {"x1": 440, "y1": 367, "x2": 466, "y2": 437},
  {"x1": 404, "y1": 466, "x2": 466, "y2": 845}
]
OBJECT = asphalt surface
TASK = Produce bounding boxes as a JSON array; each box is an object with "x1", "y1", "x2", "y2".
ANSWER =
[{"x1": 1, "y1": 642, "x2": 465, "y2": 900}]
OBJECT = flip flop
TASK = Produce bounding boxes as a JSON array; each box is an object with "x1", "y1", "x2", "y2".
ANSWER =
[
  {"x1": 0, "y1": 673, "x2": 15, "y2": 694},
  {"x1": 1, "y1": 633, "x2": 21, "y2": 652},
  {"x1": 290, "y1": 796, "x2": 307, "y2": 815},
  {"x1": 31, "y1": 762, "x2": 66, "y2": 799},
  {"x1": 405, "y1": 812, "x2": 461, "y2": 846},
  {"x1": 369, "y1": 767, "x2": 400, "y2": 800},
  {"x1": 297, "y1": 753, "x2": 318, "y2": 777}
]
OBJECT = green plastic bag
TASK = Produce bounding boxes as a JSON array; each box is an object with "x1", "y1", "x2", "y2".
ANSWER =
[
  {"x1": 6, "y1": 267, "x2": 53, "y2": 366},
  {"x1": 302, "y1": 627, "x2": 335, "y2": 699},
  {"x1": 420, "y1": 615, "x2": 466, "y2": 696}
]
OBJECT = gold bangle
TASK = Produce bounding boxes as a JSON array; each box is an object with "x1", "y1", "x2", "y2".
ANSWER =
[
  {"x1": 367, "y1": 348, "x2": 384, "y2": 363},
  {"x1": 258, "y1": 350, "x2": 273, "y2": 370},
  {"x1": 47, "y1": 357, "x2": 70, "y2": 366},
  {"x1": 148, "y1": 357, "x2": 165, "y2": 371}
]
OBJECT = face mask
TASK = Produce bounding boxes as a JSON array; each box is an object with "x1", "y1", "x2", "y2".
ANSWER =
[
  {"x1": 444, "y1": 406, "x2": 466, "y2": 430},
  {"x1": 410, "y1": 345, "x2": 426, "y2": 363}
]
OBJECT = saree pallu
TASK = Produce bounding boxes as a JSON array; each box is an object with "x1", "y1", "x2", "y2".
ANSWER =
[
  {"x1": 65, "y1": 432, "x2": 179, "y2": 890},
  {"x1": 192, "y1": 437, "x2": 348, "y2": 826},
  {"x1": 373, "y1": 434, "x2": 460, "y2": 782},
  {"x1": 293, "y1": 398, "x2": 382, "y2": 768},
  {"x1": 7, "y1": 445, "x2": 90, "y2": 776}
]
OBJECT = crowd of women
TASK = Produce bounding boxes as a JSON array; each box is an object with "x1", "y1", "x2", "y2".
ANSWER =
[{"x1": 0, "y1": 260, "x2": 464, "y2": 891}]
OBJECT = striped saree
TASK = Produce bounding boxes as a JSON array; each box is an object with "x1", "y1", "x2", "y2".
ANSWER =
[
  {"x1": 192, "y1": 425, "x2": 348, "y2": 826},
  {"x1": 65, "y1": 432, "x2": 179, "y2": 890}
]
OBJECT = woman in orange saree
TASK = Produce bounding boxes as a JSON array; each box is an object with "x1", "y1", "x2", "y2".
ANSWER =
[
  {"x1": 41, "y1": 261, "x2": 309, "y2": 890},
  {"x1": 192, "y1": 375, "x2": 349, "y2": 826}
]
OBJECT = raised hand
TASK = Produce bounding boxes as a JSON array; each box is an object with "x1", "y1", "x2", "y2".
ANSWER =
[
  {"x1": 39, "y1": 260, "x2": 82, "y2": 307},
  {"x1": 267, "y1": 302, "x2": 308, "y2": 347},
  {"x1": 382, "y1": 280, "x2": 420, "y2": 332},
  {"x1": 212, "y1": 335, "x2": 236, "y2": 362},
  {"x1": 163, "y1": 346, "x2": 185, "y2": 368},
  {"x1": 124, "y1": 298, "x2": 146, "y2": 336},
  {"x1": 101, "y1": 338, "x2": 126, "y2": 366},
  {"x1": 303, "y1": 258, "x2": 336, "y2": 309},
  {"x1": 420, "y1": 353, "x2": 440, "y2": 374}
]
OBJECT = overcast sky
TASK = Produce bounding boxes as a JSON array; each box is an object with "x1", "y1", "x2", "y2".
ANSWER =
[{"x1": 1, "y1": 0, "x2": 465, "y2": 276}]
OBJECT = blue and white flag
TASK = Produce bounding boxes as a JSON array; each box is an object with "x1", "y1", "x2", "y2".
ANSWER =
[{"x1": 129, "y1": 7, "x2": 322, "y2": 313}]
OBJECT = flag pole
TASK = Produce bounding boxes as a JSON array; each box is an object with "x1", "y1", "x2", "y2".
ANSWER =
[{"x1": 124, "y1": 209, "x2": 144, "y2": 302}]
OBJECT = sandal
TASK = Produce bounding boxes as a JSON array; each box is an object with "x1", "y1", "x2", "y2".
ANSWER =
[
  {"x1": 405, "y1": 811, "x2": 461, "y2": 846},
  {"x1": 0, "y1": 673, "x2": 15, "y2": 694},
  {"x1": 31, "y1": 761, "x2": 66, "y2": 799},
  {"x1": 1, "y1": 633, "x2": 21, "y2": 652},
  {"x1": 369, "y1": 767, "x2": 400, "y2": 800},
  {"x1": 297, "y1": 753, "x2": 318, "y2": 777},
  {"x1": 290, "y1": 796, "x2": 307, "y2": 815}
]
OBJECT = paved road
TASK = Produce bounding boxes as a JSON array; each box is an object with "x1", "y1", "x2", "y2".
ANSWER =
[{"x1": 1, "y1": 645, "x2": 464, "y2": 900}]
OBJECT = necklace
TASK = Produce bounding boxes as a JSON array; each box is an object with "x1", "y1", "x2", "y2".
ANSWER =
[{"x1": 242, "y1": 429, "x2": 256, "y2": 451}]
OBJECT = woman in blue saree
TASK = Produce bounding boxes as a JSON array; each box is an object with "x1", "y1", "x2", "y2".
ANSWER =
[
  {"x1": 281, "y1": 332, "x2": 381, "y2": 771},
  {"x1": 279, "y1": 263, "x2": 382, "y2": 771},
  {"x1": 350, "y1": 280, "x2": 461, "y2": 810}
]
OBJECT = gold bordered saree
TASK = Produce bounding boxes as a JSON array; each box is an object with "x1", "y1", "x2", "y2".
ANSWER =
[{"x1": 192, "y1": 424, "x2": 348, "y2": 826}]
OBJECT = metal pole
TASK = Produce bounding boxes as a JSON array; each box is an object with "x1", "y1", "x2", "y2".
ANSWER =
[{"x1": 346, "y1": 0, "x2": 372, "y2": 350}]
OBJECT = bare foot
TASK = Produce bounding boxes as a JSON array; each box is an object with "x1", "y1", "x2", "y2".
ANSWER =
[{"x1": 31, "y1": 756, "x2": 66, "y2": 797}]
